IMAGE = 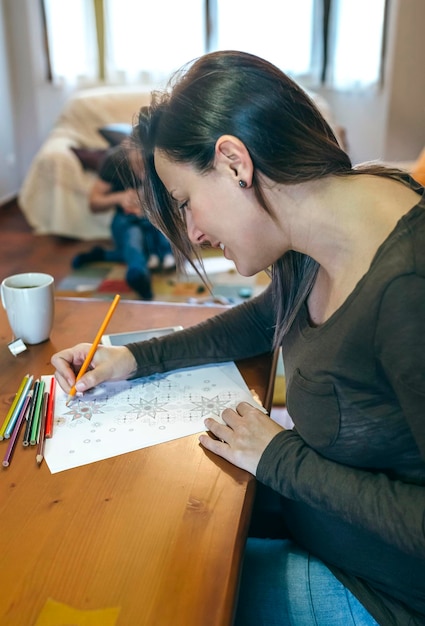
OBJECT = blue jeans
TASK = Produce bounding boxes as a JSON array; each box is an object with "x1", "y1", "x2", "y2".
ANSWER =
[
  {"x1": 234, "y1": 539, "x2": 380, "y2": 626},
  {"x1": 143, "y1": 221, "x2": 173, "y2": 261},
  {"x1": 105, "y1": 212, "x2": 148, "y2": 274}
]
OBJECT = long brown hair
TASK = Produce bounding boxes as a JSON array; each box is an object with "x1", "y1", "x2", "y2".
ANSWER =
[{"x1": 134, "y1": 50, "x2": 406, "y2": 346}]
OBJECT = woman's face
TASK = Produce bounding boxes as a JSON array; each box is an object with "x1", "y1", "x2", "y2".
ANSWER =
[{"x1": 154, "y1": 150, "x2": 283, "y2": 277}]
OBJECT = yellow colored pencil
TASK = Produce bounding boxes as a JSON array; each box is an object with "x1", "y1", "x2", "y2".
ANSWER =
[
  {"x1": 66, "y1": 294, "x2": 120, "y2": 405},
  {"x1": 2, "y1": 393, "x2": 32, "y2": 467},
  {"x1": 0, "y1": 374, "x2": 30, "y2": 440},
  {"x1": 4, "y1": 375, "x2": 34, "y2": 439}
]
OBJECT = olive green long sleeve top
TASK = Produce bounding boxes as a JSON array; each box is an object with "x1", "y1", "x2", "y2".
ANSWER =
[{"x1": 128, "y1": 182, "x2": 425, "y2": 625}]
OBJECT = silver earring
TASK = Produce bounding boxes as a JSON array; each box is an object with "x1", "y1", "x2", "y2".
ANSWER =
[{"x1": 239, "y1": 180, "x2": 247, "y2": 188}]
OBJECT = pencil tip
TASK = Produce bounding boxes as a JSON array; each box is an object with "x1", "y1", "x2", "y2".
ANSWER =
[{"x1": 36, "y1": 455, "x2": 43, "y2": 464}]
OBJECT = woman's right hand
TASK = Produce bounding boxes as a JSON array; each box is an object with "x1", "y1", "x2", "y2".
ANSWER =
[{"x1": 51, "y1": 343, "x2": 138, "y2": 394}]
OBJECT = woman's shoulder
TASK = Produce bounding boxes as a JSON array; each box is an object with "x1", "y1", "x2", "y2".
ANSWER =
[
  {"x1": 371, "y1": 182, "x2": 425, "y2": 268},
  {"x1": 396, "y1": 197, "x2": 425, "y2": 275}
]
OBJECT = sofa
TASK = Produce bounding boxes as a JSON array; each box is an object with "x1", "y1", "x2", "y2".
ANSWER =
[
  {"x1": 19, "y1": 85, "x2": 345, "y2": 241},
  {"x1": 19, "y1": 86, "x2": 153, "y2": 240}
]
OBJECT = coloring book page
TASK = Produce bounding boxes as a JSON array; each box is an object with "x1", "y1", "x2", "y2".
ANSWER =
[{"x1": 43, "y1": 362, "x2": 263, "y2": 473}]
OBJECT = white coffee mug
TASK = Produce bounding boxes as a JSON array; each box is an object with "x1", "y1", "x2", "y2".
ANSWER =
[{"x1": 1, "y1": 273, "x2": 55, "y2": 344}]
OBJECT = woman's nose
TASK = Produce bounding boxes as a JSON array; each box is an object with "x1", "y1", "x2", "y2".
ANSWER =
[{"x1": 186, "y1": 212, "x2": 204, "y2": 245}]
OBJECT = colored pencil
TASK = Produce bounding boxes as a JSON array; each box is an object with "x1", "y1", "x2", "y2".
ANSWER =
[
  {"x1": 29, "y1": 380, "x2": 45, "y2": 445},
  {"x1": 45, "y1": 376, "x2": 56, "y2": 438},
  {"x1": 23, "y1": 380, "x2": 39, "y2": 446},
  {"x1": 36, "y1": 392, "x2": 49, "y2": 465},
  {"x1": 4, "y1": 375, "x2": 34, "y2": 439},
  {"x1": 2, "y1": 392, "x2": 32, "y2": 467},
  {"x1": 66, "y1": 294, "x2": 121, "y2": 405},
  {"x1": 0, "y1": 374, "x2": 29, "y2": 440}
]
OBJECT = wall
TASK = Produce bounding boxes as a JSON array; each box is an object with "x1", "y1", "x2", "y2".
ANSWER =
[
  {"x1": 1, "y1": 0, "x2": 79, "y2": 204},
  {"x1": 383, "y1": 0, "x2": 425, "y2": 160},
  {"x1": 0, "y1": 0, "x2": 424, "y2": 204},
  {"x1": 0, "y1": 0, "x2": 19, "y2": 203},
  {"x1": 317, "y1": 0, "x2": 425, "y2": 165}
]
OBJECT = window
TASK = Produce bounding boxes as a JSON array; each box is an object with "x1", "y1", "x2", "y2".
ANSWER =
[
  {"x1": 42, "y1": 0, "x2": 387, "y2": 91},
  {"x1": 43, "y1": 0, "x2": 98, "y2": 84},
  {"x1": 213, "y1": 0, "x2": 318, "y2": 78},
  {"x1": 103, "y1": 0, "x2": 205, "y2": 84},
  {"x1": 327, "y1": 0, "x2": 387, "y2": 89}
]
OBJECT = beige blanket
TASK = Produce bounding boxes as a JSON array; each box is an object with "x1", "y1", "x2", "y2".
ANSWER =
[{"x1": 19, "y1": 86, "x2": 153, "y2": 240}]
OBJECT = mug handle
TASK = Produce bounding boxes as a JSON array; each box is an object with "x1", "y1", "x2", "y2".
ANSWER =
[{"x1": 1, "y1": 284, "x2": 6, "y2": 310}]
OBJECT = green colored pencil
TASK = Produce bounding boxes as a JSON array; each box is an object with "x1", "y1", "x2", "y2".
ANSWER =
[
  {"x1": 29, "y1": 380, "x2": 45, "y2": 445},
  {"x1": 23, "y1": 380, "x2": 39, "y2": 446}
]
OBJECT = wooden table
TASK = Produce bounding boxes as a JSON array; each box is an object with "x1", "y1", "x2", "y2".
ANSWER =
[{"x1": 0, "y1": 297, "x2": 275, "y2": 626}]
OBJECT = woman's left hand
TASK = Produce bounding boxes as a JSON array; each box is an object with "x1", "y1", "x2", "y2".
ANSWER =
[{"x1": 199, "y1": 402, "x2": 284, "y2": 475}]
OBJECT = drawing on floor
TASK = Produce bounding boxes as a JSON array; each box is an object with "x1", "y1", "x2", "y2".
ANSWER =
[{"x1": 43, "y1": 362, "x2": 263, "y2": 474}]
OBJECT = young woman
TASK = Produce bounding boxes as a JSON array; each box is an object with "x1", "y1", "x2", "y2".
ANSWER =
[{"x1": 51, "y1": 51, "x2": 425, "y2": 625}]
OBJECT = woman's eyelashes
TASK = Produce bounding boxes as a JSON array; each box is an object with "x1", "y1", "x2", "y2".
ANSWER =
[{"x1": 172, "y1": 197, "x2": 188, "y2": 214}]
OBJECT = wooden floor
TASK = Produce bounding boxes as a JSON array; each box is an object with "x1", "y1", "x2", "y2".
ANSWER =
[{"x1": 0, "y1": 198, "x2": 109, "y2": 285}]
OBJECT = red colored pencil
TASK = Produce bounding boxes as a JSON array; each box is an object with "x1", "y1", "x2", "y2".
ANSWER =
[{"x1": 45, "y1": 376, "x2": 56, "y2": 438}]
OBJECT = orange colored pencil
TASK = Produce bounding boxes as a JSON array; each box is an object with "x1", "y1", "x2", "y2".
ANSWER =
[{"x1": 66, "y1": 294, "x2": 120, "y2": 405}]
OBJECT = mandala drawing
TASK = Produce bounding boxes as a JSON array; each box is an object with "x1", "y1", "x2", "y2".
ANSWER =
[{"x1": 44, "y1": 362, "x2": 262, "y2": 473}]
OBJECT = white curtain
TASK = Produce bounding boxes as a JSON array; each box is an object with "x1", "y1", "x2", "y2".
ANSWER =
[
  {"x1": 103, "y1": 0, "x2": 321, "y2": 84},
  {"x1": 213, "y1": 0, "x2": 322, "y2": 82},
  {"x1": 213, "y1": 0, "x2": 386, "y2": 90},
  {"x1": 327, "y1": 0, "x2": 386, "y2": 90},
  {"x1": 43, "y1": 0, "x2": 386, "y2": 91},
  {"x1": 43, "y1": 0, "x2": 98, "y2": 85},
  {"x1": 103, "y1": 0, "x2": 205, "y2": 85}
]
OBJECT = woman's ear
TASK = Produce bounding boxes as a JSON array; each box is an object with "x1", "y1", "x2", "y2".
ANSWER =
[{"x1": 214, "y1": 135, "x2": 254, "y2": 187}]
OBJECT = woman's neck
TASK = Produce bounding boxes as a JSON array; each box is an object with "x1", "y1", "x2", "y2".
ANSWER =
[
  {"x1": 271, "y1": 174, "x2": 419, "y2": 325},
  {"x1": 271, "y1": 174, "x2": 417, "y2": 278}
]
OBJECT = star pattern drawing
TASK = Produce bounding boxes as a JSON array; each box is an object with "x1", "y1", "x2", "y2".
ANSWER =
[
  {"x1": 127, "y1": 396, "x2": 169, "y2": 420},
  {"x1": 188, "y1": 394, "x2": 231, "y2": 417},
  {"x1": 63, "y1": 400, "x2": 107, "y2": 421},
  {"x1": 44, "y1": 362, "x2": 260, "y2": 473}
]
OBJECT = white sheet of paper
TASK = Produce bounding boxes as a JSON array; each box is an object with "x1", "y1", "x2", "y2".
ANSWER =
[
  {"x1": 184, "y1": 256, "x2": 236, "y2": 274},
  {"x1": 43, "y1": 362, "x2": 262, "y2": 474}
]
